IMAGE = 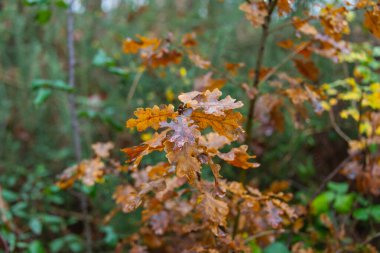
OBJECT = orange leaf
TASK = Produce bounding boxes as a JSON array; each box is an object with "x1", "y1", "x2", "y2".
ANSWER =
[
  {"x1": 126, "y1": 105, "x2": 177, "y2": 131},
  {"x1": 293, "y1": 58, "x2": 319, "y2": 82}
]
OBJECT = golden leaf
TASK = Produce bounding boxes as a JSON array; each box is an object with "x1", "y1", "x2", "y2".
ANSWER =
[
  {"x1": 191, "y1": 110, "x2": 244, "y2": 141},
  {"x1": 277, "y1": 0, "x2": 293, "y2": 16},
  {"x1": 364, "y1": 7, "x2": 380, "y2": 39},
  {"x1": 126, "y1": 105, "x2": 177, "y2": 131}
]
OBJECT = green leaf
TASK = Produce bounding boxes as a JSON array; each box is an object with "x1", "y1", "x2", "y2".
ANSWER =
[
  {"x1": 55, "y1": 0, "x2": 68, "y2": 8},
  {"x1": 33, "y1": 88, "x2": 52, "y2": 105},
  {"x1": 93, "y1": 50, "x2": 115, "y2": 67},
  {"x1": 28, "y1": 240, "x2": 46, "y2": 253},
  {"x1": 31, "y1": 79, "x2": 73, "y2": 92},
  {"x1": 333, "y1": 194, "x2": 355, "y2": 213},
  {"x1": 23, "y1": 0, "x2": 48, "y2": 6},
  {"x1": 35, "y1": 9, "x2": 52, "y2": 24},
  {"x1": 107, "y1": 67, "x2": 129, "y2": 77},
  {"x1": 353, "y1": 208, "x2": 370, "y2": 221},
  {"x1": 263, "y1": 242, "x2": 290, "y2": 253},
  {"x1": 327, "y1": 182, "x2": 348, "y2": 194},
  {"x1": 29, "y1": 218, "x2": 43, "y2": 235},
  {"x1": 248, "y1": 241, "x2": 262, "y2": 253},
  {"x1": 370, "y1": 205, "x2": 380, "y2": 222},
  {"x1": 311, "y1": 191, "x2": 335, "y2": 215}
]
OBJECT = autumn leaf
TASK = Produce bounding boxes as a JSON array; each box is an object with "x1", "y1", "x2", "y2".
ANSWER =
[
  {"x1": 113, "y1": 185, "x2": 142, "y2": 213},
  {"x1": 277, "y1": 0, "x2": 293, "y2": 16},
  {"x1": 92, "y1": 142, "x2": 114, "y2": 158},
  {"x1": 182, "y1": 32, "x2": 197, "y2": 47},
  {"x1": 165, "y1": 142, "x2": 201, "y2": 183},
  {"x1": 199, "y1": 192, "x2": 229, "y2": 236},
  {"x1": 188, "y1": 52, "x2": 211, "y2": 69},
  {"x1": 145, "y1": 49, "x2": 182, "y2": 68},
  {"x1": 194, "y1": 72, "x2": 226, "y2": 92},
  {"x1": 217, "y1": 145, "x2": 259, "y2": 170},
  {"x1": 178, "y1": 89, "x2": 243, "y2": 116},
  {"x1": 239, "y1": 1, "x2": 268, "y2": 27},
  {"x1": 320, "y1": 6, "x2": 350, "y2": 41},
  {"x1": 191, "y1": 110, "x2": 244, "y2": 141},
  {"x1": 293, "y1": 17, "x2": 318, "y2": 36},
  {"x1": 198, "y1": 132, "x2": 230, "y2": 154},
  {"x1": 161, "y1": 116, "x2": 201, "y2": 150},
  {"x1": 122, "y1": 35, "x2": 160, "y2": 54},
  {"x1": 364, "y1": 7, "x2": 380, "y2": 39},
  {"x1": 265, "y1": 200, "x2": 284, "y2": 228},
  {"x1": 126, "y1": 105, "x2": 177, "y2": 131},
  {"x1": 293, "y1": 58, "x2": 320, "y2": 82}
]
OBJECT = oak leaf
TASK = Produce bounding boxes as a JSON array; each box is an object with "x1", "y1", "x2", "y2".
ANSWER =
[
  {"x1": 188, "y1": 52, "x2": 211, "y2": 69},
  {"x1": 179, "y1": 89, "x2": 243, "y2": 116},
  {"x1": 194, "y1": 72, "x2": 226, "y2": 92},
  {"x1": 199, "y1": 192, "x2": 229, "y2": 236},
  {"x1": 293, "y1": 58, "x2": 319, "y2": 82},
  {"x1": 91, "y1": 142, "x2": 114, "y2": 158},
  {"x1": 191, "y1": 110, "x2": 244, "y2": 141},
  {"x1": 161, "y1": 116, "x2": 201, "y2": 150},
  {"x1": 217, "y1": 145, "x2": 259, "y2": 170},
  {"x1": 126, "y1": 105, "x2": 177, "y2": 131},
  {"x1": 239, "y1": 1, "x2": 268, "y2": 27},
  {"x1": 165, "y1": 142, "x2": 201, "y2": 183}
]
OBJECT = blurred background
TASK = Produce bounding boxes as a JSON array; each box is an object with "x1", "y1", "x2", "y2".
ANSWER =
[{"x1": 0, "y1": 0, "x2": 377, "y2": 252}]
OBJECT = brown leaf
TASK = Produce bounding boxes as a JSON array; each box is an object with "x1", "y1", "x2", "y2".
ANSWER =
[
  {"x1": 161, "y1": 116, "x2": 201, "y2": 150},
  {"x1": 188, "y1": 52, "x2": 211, "y2": 69},
  {"x1": 91, "y1": 142, "x2": 114, "y2": 158},
  {"x1": 277, "y1": 0, "x2": 293, "y2": 16},
  {"x1": 194, "y1": 72, "x2": 226, "y2": 92},
  {"x1": 293, "y1": 58, "x2": 319, "y2": 82},
  {"x1": 217, "y1": 145, "x2": 259, "y2": 170},
  {"x1": 113, "y1": 185, "x2": 142, "y2": 213},
  {"x1": 199, "y1": 192, "x2": 229, "y2": 235},
  {"x1": 165, "y1": 142, "x2": 201, "y2": 183},
  {"x1": 178, "y1": 89, "x2": 243, "y2": 116},
  {"x1": 364, "y1": 7, "x2": 380, "y2": 39},
  {"x1": 198, "y1": 133, "x2": 230, "y2": 154},
  {"x1": 239, "y1": 1, "x2": 268, "y2": 27},
  {"x1": 191, "y1": 110, "x2": 244, "y2": 141},
  {"x1": 293, "y1": 17, "x2": 318, "y2": 36}
]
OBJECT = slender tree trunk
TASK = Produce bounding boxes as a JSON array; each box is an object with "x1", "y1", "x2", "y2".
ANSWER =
[{"x1": 66, "y1": 1, "x2": 93, "y2": 252}]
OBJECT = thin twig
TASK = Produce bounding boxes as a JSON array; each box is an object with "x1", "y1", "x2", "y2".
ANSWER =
[
  {"x1": 126, "y1": 70, "x2": 144, "y2": 109},
  {"x1": 308, "y1": 155, "x2": 354, "y2": 206},
  {"x1": 362, "y1": 232, "x2": 380, "y2": 245},
  {"x1": 328, "y1": 109, "x2": 351, "y2": 143},
  {"x1": 256, "y1": 41, "x2": 311, "y2": 87},
  {"x1": 66, "y1": 1, "x2": 93, "y2": 252},
  {"x1": 245, "y1": 0, "x2": 279, "y2": 145},
  {"x1": 245, "y1": 229, "x2": 287, "y2": 243}
]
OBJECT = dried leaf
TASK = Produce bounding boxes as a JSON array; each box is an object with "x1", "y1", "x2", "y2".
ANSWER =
[
  {"x1": 293, "y1": 58, "x2": 319, "y2": 82},
  {"x1": 161, "y1": 116, "x2": 201, "y2": 150},
  {"x1": 217, "y1": 145, "x2": 259, "y2": 170},
  {"x1": 126, "y1": 105, "x2": 177, "y2": 131},
  {"x1": 199, "y1": 192, "x2": 229, "y2": 235},
  {"x1": 277, "y1": 0, "x2": 293, "y2": 16},
  {"x1": 194, "y1": 72, "x2": 226, "y2": 92},
  {"x1": 113, "y1": 185, "x2": 142, "y2": 213},
  {"x1": 188, "y1": 52, "x2": 211, "y2": 69},
  {"x1": 179, "y1": 89, "x2": 243, "y2": 116},
  {"x1": 165, "y1": 142, "x2": 201, "y2": 183},
  {"x1": 191, "y1": 110, "x2": 244, "y2": 141},
  {"x1": 92, "y1": 142, "x2": 114, "y2": 158},
  {"x1": 239, "y1": 1, "x2": 268, "y2": 27}
]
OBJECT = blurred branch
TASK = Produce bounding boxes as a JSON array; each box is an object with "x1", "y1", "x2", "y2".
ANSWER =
[
  {"x1": 66, "y1": 1, "x2": 93, "y2": 252},
  {"x1": 308, "y1": 155, "x2": 355, "y2": 206},
  {"x1": 329, "y1": 109, "x2": 351, "y2": 143},
  {"x1": 245, "y1": 0, "x2": 278, "y2": 145},
  {"x1": 126, "y1": 70, "x2": 144, "y2": 109}
]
